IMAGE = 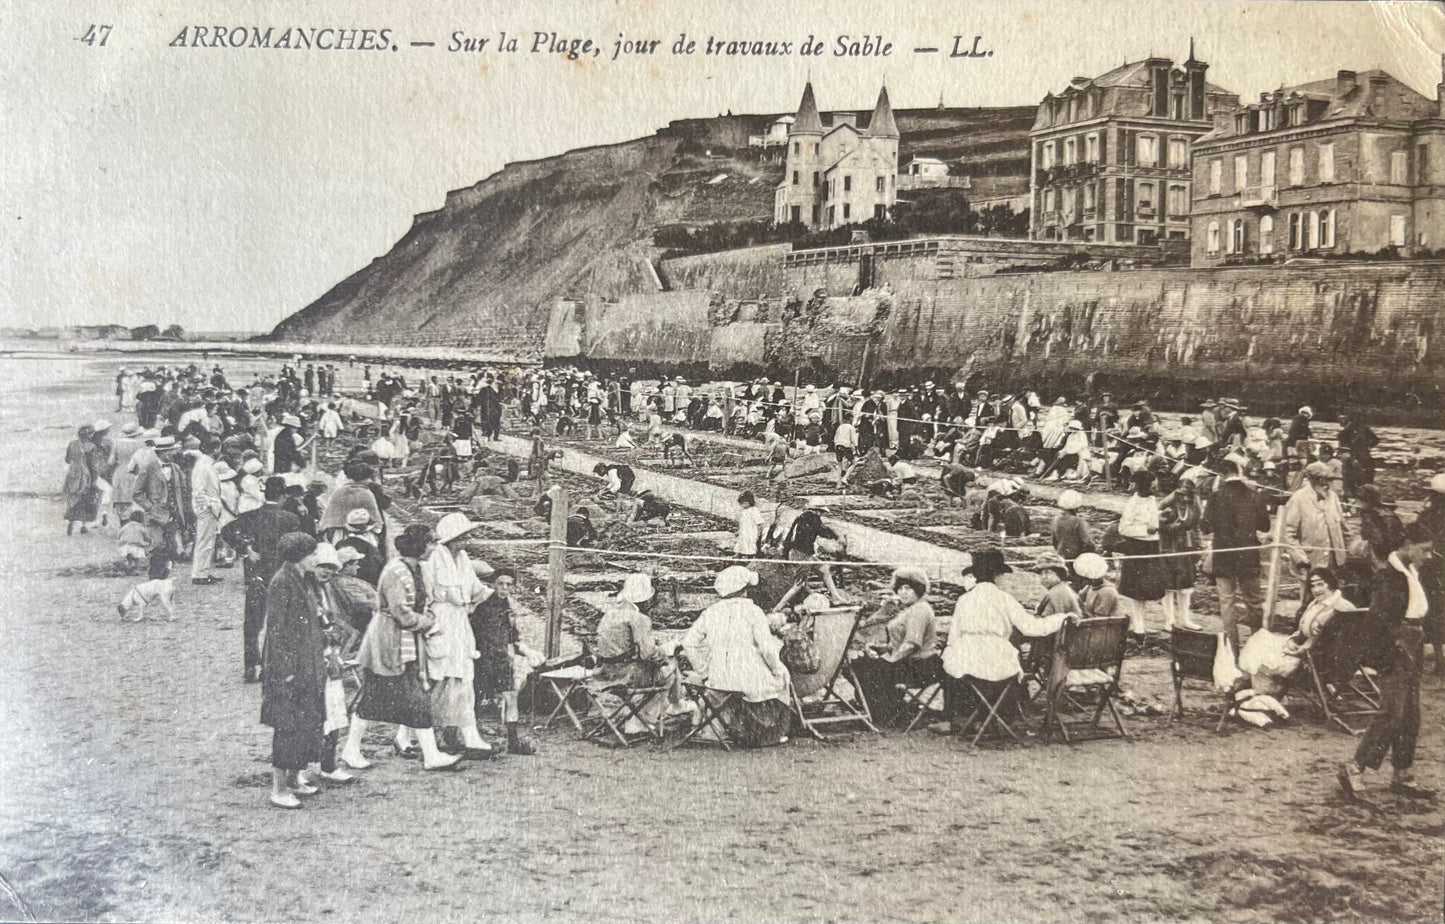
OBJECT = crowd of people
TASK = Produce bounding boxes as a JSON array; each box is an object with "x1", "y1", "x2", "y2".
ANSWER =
[{"x1": 62, "y1": 357, "x2": 1444, "y2": 808}]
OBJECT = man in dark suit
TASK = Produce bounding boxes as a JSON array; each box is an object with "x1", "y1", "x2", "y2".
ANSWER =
[
  {"x1": 1201, "y1": 458, "x2": 1271, "y2": 653},
  {"x1": 221, "y1": 477, "x2": 304, "y2": 683},
  {"x1": 1339, "y1": 520, "x2": 1435, "y2": 801}
]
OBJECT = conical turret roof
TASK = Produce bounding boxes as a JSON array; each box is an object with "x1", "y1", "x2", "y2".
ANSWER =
[
  {"x1": 792, "y1": 82, "x2": 823, "y2": 134},
  {"x1": 866, "y1": 85, "x2": 899, "y2": 138}
]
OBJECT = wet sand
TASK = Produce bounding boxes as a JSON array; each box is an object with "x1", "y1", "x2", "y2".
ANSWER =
[{"x1": 0, "y1": 355, "x2": 1441, "y2": 924}]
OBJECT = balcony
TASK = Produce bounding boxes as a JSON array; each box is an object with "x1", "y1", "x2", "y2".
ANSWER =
[
  {"x1": 1136, "y1": 206, "x2": 1157, "y2": 220},
  {"x1": 1239, "y1": 185, "x2": 1278, "y2": 209},
  {"x1": 1038, "y1": 162, "x2": 1101, "y2": 184}
]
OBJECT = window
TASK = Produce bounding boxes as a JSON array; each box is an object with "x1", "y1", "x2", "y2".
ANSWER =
[
  {"x1": 813, "y1": 172, "x2": 820, "y2": 187},
  {"x1": 1318, "y1": 143, "x2": 1335, "y2": 183},
  {"x1": 1086, "y1": 134, "x2": 1100, "y2": 163},
  {"x1": 1043, "y1": 188, "x2": 1055, "y2": 211},
  {"x1": 1234, "y1": 154, "x2": 1248, "y2": 191},
  {"x1": 1259, "y1": 215, "x2": 1274, "y2": 254},
  {"x1": 843, "y1": 175, "x2": 852, "y2": 192},
  {"x1": 1207, "y1": 221, "x2": 1220, "y2": 254},
  {"x1": 1137, "y1": 134, "x2": 1158, "y2": 167},
  {"x1": 790, "y1": 205, "x2": 801, "y2": 223},
  {"x1": 1235, "y1": 113, "x2": 1250, "y2": 135},
  {"x1": 1138, "y1": 182, "x2": 1155, "y2": 212},
  {"x1": 875, "y1": 175, "x2": 885, "y2": 193},
  {"x1": 811, "y1": 204, "x2": 820, "y2": 225},
  {"x1": 1288, "y1": 104, "x2": 1304, "y2": 127},
  {"x1": 1064, "y1": 137, "x2": 1077, "y2": 165},
  {"x1": 1062, "y1": 187, "x2": 1076, "y2": 214},
  {"x1": 1168, "y1": 138, "x2": 1187, "y2": 168},
  {"x1": 1042, "y1": 142, "x2": 1055, "y2": 169},
  {"x1": 842, "y1": 204, "x2": 851, "y2": 221},
  {"x1": 1307, "y1": 211, "x2": 1320, "y2": 249},
  {"x1": 874, "y1": 204, "x2": 885, "y2": 220},
  {"x1": 1084, "y1": 183, "x2": 1096, "y2": 210},
  {"x1": 1289, "y1": 213, "x2": 1304, "y2": 250},
  {"x1": 827, "y1": 206, "x2": 835, "y2": 225},
  {"x1": 1390, "y1": 214, "x2": 1406, "y2": 246},
  {"x1": 1318, "y1": 209, "x2": 1335, "y2": 248},
  {"x1": 1288, "y1": 147, "x2": 1304, "y2": 186},
  {"x1": 1173, "y1": 94, "x2": 1184, "y2": 120},
  {"x1": 1168, "y1": 184, "x2": 1188, "y2": 215},
  {"x1": 791, "y1": 170, "x2": 799, "y2": 186},
  {"x1": 1208, "y1": 159, "x2": 1222, "y2": 195},
  {"x1": 1229, "y1": 218, "x2": 1245, "y2": 254},
  {"x1": 812, "y1": 143, "x2": 818, "y2": 155},
  {"x1": 1418, "y1": 143, "x2": 1429, "y2": 184},
  {"x1": 1390, "y1": 151, "x2": 1407, "y2": 185},
  {"x1": 793, "y1": 142, "x2": 800, "y2": 156},
  {"x1": 1261, "y1": 150, "x2": 1276, "y2": 187}
]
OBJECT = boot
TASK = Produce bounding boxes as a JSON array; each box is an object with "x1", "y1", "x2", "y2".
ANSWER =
[{"x1": 507, "y1": 722, "x2": 537, "y2": 755}]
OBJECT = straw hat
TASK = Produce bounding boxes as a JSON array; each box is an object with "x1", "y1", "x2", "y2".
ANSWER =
[
  {"x1": 213, "y1": 462, "x2": 237, "y2": 481},
  {"x1": 1192, "y1": 436, "x2": 1214, "y2": 450},
  {"x1": 435, "y1": 512, "x2": 481, "y2": 544},
  {"x1": 345, "y1": 508, "x2": 374, "y2": 527},
  {"x1": 1431, "y1": 472, "x2": 1445, "y2": 494},
  {"x1": 890, "y1": 565, "x2": 931, "y2": 597},
  {"x1": 714, "y1": 565, "x2": 759, "y2": 597},
  {"x1": 1073, "y1": 552, "x2": 1109, "y2": 581},
  {"x1": 1032, "y1": 552, "x2": 1070, "y2": 576},
  {"x1": 152, "y1": 436, "x2": 177, "y2": 451},
  {"x1": 91, "y1": 419, "x2": 112, "y2": 433},
  {"x1": 1298, "y1": 406, "x2": 1313, "y2": 418},
  {"x1": 281, "y1": 414, "x2": 302, "y2": 427},
  {"x1": 313, "y1": 543, "x2": 341, "y2": 569},
  {"x1": 1303, "y1": 461, "x2": 1332, "y2": 479},
  {"x1": 334, "y1": 545, "x2": 365, "y2": 566},
  {"x1": 617, "y1": 573, "x2": 655, "y2": 604},
  {"x1": 242, "y1": 458, "x2": 264, "y2": 474},
  {"x1": 1057, "y1": 489, "x2": 1084, "y2": 511},
  {"x1": 120, "y1": 422, "x2": 143, "y2": 437}
]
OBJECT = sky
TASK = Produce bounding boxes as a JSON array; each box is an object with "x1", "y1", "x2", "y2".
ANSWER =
[{"x1": 3, "y1": 0, "x2": 1442, "y2": 333}]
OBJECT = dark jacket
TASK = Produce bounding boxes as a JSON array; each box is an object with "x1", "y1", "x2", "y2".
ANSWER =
[
  {"x1": 1365, "y1": 563, "x2": 1422, "y2": 672},
  {"x1": 221, "y1": 503, "x2": 304, "y2": 576},
  {"x1": 260, "y1": 563, "x2": 326, "y2": 732},
  {"x1": 1202, "y1": 479, "x2": 1270, "y2": 577}
]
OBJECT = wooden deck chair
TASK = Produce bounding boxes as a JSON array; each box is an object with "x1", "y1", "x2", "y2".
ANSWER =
[
  {"x1": 1039, "y1": 616, "x2": 1130, "y2": 744},
  {"x1": 582, "y1": 682, "x2": 673, "y2": 748},
  {"x1": 535, "y1": 664, "x2": 604, "y2": 733},
  {"x1": 1291, "y1": 607, "x2": 1383, "y2": 734},
  {"x1": 957, "y1": 680, "x2": 1024, "y2": 747},
  {"x1": 790, "y1": 605, "x2": 878, "y2": 740},
  {"x1": 1169, "y1": 628, "x2": 1231, "y2": 732}
]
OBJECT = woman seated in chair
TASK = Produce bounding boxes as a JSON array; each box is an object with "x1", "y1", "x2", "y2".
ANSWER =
[
  {"x1": 588, "y1": 572, "x2": 677, "y2": 736},
  {"x1": 851, "y1": 567, "x2": 941, "y2": 727},
  {"x1": 680, "y1": 565, "x2": 792, "y2": 747},
  {"x1": 931, "y1": 550, "x2": 1072, "y2": 736},
  {"x1": 1238, "y1": 567, "x2": 1357, "y2": 696}
]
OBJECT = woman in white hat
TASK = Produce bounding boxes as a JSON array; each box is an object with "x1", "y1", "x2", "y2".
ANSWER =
[
  {"x1": 237, "y1": 457, "x2": 266, "y2": 513},
  {"x1": 271, "y1": 412, "x2": 308, "y2": 474},
  {"x1": 1073, "y1": 553, "x2": 1118, "y2": 619},
  {"x1": 1050, "y1": 490, "x2": 1093, "y2": 579},
  {"x1": 587, "y1": 572, "x2": 679, "y2": 736},
  {"x1": 421, "y1": 512, "x2": 498, "y2": 758},
  {"x1": 681, "y1": 565, "x2": 792, "y2": 747}
]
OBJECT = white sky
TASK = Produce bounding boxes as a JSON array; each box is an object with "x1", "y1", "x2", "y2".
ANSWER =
[{"x1": 3, "y1": 0, "x2": 1442, "y2": 333}]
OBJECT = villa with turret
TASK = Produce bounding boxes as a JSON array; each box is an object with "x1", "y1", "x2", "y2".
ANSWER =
[{"x1": 773, "y1": 83, "x2": 900, "y2": 229}]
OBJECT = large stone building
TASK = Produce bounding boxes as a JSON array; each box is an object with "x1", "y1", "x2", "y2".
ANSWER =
[
  {"x1": 773, "y1": 83, "x2": 899, "y2": 229},
  {"x1": 1030, "y1": 47, "x2": 1239, "y2": 244},
  {"x1": 1189, "y1": 64, "x2": 1445, "y2": 265}
]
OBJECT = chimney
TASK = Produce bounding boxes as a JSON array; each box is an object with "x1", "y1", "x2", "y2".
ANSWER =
[
  {"x1": 1145, "y1": 56, "x2": 1171, "y2": 117},
  {"x1": 1336, "y1": 70, "x2": 1357, "y2": 96},
  {"x1": 1438, "y1": 53, "x2": 1445, "y2": 117}
]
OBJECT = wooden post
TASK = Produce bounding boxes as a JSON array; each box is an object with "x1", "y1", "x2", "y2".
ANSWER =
[
  {"x1": 545, "y1": 484, "x2": 569, "y2": 659},
  {"x1": 856, "y1": 338, "x2": 871, "y2": 391},
  {"x1": 1260, "y1": 506, "x2": 1287, "y2": 632}
]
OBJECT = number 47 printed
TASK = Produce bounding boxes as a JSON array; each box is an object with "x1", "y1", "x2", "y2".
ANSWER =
[{"x1": 77, "y1": 24, "x2": 112, "y2": 46}]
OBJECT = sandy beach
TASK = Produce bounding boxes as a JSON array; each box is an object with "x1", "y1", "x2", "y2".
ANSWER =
[{"x1": 0, "y1": 354, "x2": 1440, "y2": 924}]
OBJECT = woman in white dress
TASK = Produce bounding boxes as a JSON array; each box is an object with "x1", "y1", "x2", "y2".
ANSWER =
[
  {"x1": 420, "y1": 513, "x2": 498, "y2": 758},
  {"x1": 1239, "y1": 567, "x2": 1356, "y2": 696},
  {"x1": 681, "y1": 565, "x2": 792, "y2": 747}
]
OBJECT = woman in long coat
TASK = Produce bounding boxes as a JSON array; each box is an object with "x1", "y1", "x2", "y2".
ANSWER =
[
  {"x1": 340, "y1": 524, "x2": 463, "y2": 771},
  {"x1": 62, "y1": 425, "x2": 97, "y2": 534},
  {"x1": 682, "y1": 565, "x2": 793, "y2": 747},
  {"x1": 1158, "y1": 479, "x2": 1204, "y2": 631},
  {"x1": 421, "y1": 513, "x2": 498, "y2": 758},
  {"x1": 261, "y1": 532, "x2": 326, "y2": 809}
]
